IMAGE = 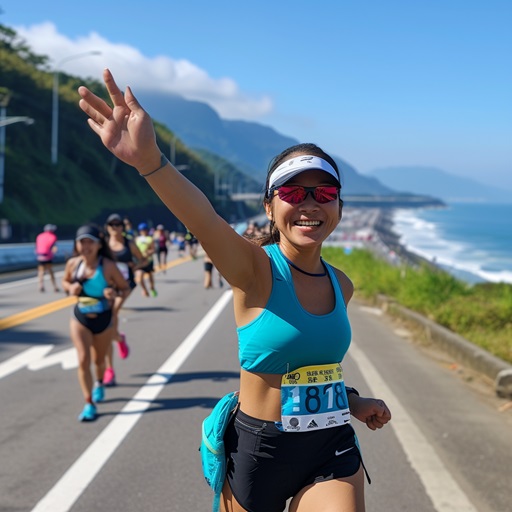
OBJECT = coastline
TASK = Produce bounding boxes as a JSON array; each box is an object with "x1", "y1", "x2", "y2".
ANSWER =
[
  {"x1": 392, "y1": 204, "x2": 512, "y2": 285},
  {"x1": 330, "y1": 206, "x2": 512, "y2": 397},
  {"x1": 328, "y1": 207, "x2": 438, "y2": 272},
  {"x1": 370, "y1": 209, "x2": 433, "y2": 268},
  {"x1": 335, "y1": 206, "x2": 502, "y2": 285}
]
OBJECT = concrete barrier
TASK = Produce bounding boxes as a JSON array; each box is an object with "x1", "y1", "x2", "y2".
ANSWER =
[{"x1": 376, "y1": 295, "x2": 512, "y2": 398}]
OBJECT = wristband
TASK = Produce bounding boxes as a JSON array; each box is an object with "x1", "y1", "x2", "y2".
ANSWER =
[
  {"x1": 346, "y1": 386, "x2": 360, "y2": 397},
  {"x1": 139, "y1": 152, "x2": 169, "y2": 178}
]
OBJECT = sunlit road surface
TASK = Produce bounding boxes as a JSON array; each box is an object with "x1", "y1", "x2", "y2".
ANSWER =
[{"x1": 1, "y1": 252, "x2": 511, "y2": 512}]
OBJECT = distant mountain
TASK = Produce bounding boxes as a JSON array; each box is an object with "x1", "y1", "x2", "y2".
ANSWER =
[
  {"x1": 0, "y1": 39, "x2": 260, "y2": 240},
  {"x1": 368, "y1": 166, "x2": 512, "y2": 203},
  {"x1": 138, "y1": 91, "x2": 393, "y2": 196}
]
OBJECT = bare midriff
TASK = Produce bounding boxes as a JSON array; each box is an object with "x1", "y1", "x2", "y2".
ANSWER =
[{"x1": 238, "y1": 369, "x2": 284, "y2": 421}]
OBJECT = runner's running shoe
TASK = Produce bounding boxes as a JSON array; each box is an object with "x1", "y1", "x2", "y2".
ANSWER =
[
  {"x1": 150, "y1": 289, "x2": 158, "y2": 297},
  {"x1": 78, "y1": 403, "x2": 97, "y2": 422},
  {"x1": 103, "y1": 367, "x2": 116, "y2": 387},
  {"x1": 117, "y1": 333, "x2": 130, "y2": 359},
  {"x1": 92, "y1": 383, "x2": 105, "y2": 403}
]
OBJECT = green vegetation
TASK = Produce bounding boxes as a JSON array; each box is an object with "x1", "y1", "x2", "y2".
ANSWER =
[
  {"x1": 322, "y1": 247, "x2": 512, "y2": 365},
  {"x1": 3, "y1": 22, "x2": 510, "y2": 367},
  {"x1": 0, "y1": 24, "x2": 259, "y2": 242}
]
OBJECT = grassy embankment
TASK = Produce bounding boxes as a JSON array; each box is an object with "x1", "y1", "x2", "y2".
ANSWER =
[{"x1": 322, "y1": 247, "x2": 512, "y2": 365}]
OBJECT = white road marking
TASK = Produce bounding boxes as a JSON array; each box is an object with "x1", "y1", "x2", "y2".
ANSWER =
[
  {"x1": 0, "y1": 347, "x2": 78, "y2": 378},
  {"x1": 0, "y1": 345, "x2": 54, "y2": 379},
  {"x1": 28, "y1": 348, "x2": 78, "y2": 371},
  {"x1": 31, "y1": 289, "x2": 233, "y2": 512},
  {"x1": 349, "y1": 340, "x2": 477, "y2": 512},
  {"x1": 358, "y1": 306, "x2": 383, "y2": 316},
  {"x1": 0, "y1": 277, "x2": 39, "y2": 289},
  {"x1": 0, "y1": 271, "x2": 64, "y2": 290}
]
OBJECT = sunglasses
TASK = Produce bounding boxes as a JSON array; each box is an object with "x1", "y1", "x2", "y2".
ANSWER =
[
  {"x1": 108, "y1": 223, "x2": 123, "y2": 227},
  {"x1": 270, "y1": 185, "x2": 340, "y2": 204}
]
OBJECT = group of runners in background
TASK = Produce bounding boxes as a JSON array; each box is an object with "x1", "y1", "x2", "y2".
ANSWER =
[{"x1": 36, "y1": 215, "x2": 212, "y2": 422}]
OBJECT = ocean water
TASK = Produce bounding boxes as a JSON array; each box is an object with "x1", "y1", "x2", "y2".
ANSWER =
[{"x1": 392, "y1": 203, "x2": 512, "y2": 284}]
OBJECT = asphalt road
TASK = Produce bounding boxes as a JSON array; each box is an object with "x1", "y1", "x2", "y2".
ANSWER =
[{"x1": 1, "y1": 251, "x2": 511, "y2": 512}]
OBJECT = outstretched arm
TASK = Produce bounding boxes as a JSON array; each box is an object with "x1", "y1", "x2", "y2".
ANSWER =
[{"x1": 78, "y1": 69, "x2": 259, "y2": 287}]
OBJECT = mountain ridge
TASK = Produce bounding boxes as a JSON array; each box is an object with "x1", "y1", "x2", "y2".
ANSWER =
[
  {"x1": 368, "y1": 166, "x2": 512, "y2": 203},
  {"x1": 138, "y1": 91, "x2": 394, "y2": 196}
]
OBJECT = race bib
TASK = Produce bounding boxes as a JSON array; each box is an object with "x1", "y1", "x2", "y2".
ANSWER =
[
  {"x1": 77, "y1": 297, "x2": 108, "y2": 314},
  {"x1": 279, "y1": 363, "x2": 351, "y2": 432},
  {"x1": 116, "y1": 262, "x2": 130, "y2": 281}
]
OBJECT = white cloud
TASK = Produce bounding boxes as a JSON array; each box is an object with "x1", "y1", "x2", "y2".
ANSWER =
[{"x1": 14, "y1": 22, "x2": 273, "y2": 120}]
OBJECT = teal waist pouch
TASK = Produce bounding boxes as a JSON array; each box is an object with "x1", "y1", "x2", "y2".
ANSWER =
[{"x1": 200, "y1": 391, "x2": 239, "y2": 512}]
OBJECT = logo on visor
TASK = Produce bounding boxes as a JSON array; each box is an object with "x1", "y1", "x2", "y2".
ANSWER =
[{"x1": 299, "y1": 156, "x2": 314, "y2": 162}]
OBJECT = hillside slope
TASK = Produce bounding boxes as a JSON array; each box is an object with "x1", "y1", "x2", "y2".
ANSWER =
[{"x1": 0, "y1": 25, "x2": 263, "y2": 241}]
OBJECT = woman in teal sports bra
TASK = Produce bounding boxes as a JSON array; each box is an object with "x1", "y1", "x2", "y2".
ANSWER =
[
  {"x1": 78, "y1": 70, "x2": 391, "y2": 512},
  {"x1": 62, "y1": 224, "x2": 130, "y2": 422}
]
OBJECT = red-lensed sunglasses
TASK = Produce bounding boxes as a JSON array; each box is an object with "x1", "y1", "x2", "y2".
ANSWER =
[{"x1": 270, "y1": 185, "x2": 340, "y2": 204}]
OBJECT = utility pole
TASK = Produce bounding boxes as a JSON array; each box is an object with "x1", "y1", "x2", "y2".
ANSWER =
[
  {"x1": 0, "y1": 90, "x2": 11, "y2": 205},
  {"x1": 51, "y1": 51, "x2": 101, "y2": 165}
]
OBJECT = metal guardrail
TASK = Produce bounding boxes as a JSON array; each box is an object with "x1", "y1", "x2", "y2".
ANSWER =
[
  {"x1": 0, "y1": 241, "x2": 75, "y2": 272},
  {"x1": 0, "y1": 220, "x2": 250, "y2": 273}
]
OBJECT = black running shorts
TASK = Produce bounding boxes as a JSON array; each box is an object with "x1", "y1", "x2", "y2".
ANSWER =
[
  {"x1": 224, "y1": 408, "x2": 363, "y2": 512},
  {"x1": 73, "y1": 306, "x2": 113, "y2": 335}
]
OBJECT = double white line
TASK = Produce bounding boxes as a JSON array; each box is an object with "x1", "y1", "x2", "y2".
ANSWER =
[{"x1": 31, "y1": 290, "x2": 233, "y2": 512}]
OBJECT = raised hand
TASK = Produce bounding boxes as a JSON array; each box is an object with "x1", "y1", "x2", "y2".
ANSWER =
[{"x1": 78, "y1": 69, "x2": 161, "y2": 174}]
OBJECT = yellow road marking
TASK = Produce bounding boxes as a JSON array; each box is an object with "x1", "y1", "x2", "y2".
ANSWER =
[
  {"x1": 154, "y1": 256, "x2": 192, "y2": 273},
  {"x1": 0, "y1": 296, "x2": 77, "y2": 331},
  {"x1": 0, "y1": 256, "x2": 194, "y2": 331}
]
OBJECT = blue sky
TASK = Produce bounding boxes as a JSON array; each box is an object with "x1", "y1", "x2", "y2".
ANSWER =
[{"x1": 1, "y1": 0, "x2": 511, "y2": 190}]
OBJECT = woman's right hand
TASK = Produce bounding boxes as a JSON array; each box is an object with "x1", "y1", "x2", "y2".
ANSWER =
[
  {"x1": 349, "y1": 396, "x2": 391, "y2": 430},
  {"x1": 68, "y1": 282, "x2": 83, "y2": 297},
  {"x1": 77, "y1": 69, "x2": 162, "y2": 175}
]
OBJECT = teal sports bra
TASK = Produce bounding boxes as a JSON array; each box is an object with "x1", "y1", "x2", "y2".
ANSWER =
[
  {"x1": 237, "y1": 244, "x2": 352, "y2": 375},
  {"x1": 74, "y1": 257, "x2": 110, "y2": 299}
]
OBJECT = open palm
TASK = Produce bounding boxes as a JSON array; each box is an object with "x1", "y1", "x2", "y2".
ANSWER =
[{"x1": 78, "y1": 69, "x2": 161, "y2": 173}]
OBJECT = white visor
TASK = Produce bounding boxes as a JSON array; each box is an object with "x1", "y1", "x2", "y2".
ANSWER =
[{"x1": 268, "y1": 155, "x2": 340, "y2": 190}]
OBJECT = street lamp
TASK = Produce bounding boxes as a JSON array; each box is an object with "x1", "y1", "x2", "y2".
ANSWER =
[
  {"x1": 169, "y1": 135, "x2": 189, "y2": 172},
  {"x1": 0, "y1": 116, "x2": 35, "y2": 127},
  {"x1": 51, "y1": 51, "x2": 101, "y2": 165},
  {"x1": 0, "y1": 116, "x2": 35, "y2": 204},
  {"x1": 170, "y1": 134, "x2": 176, "y2": 165}
]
